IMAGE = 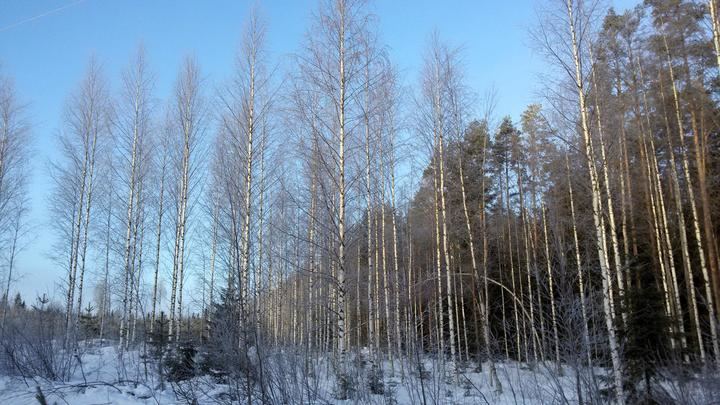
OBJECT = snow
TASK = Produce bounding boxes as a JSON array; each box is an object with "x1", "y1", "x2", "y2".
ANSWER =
[
  {"x1": 4, "y1": 342, "x2": 712, "y2": 404},
  {"x1": 0, "y1": 342, "x2": 596, "y2": 404},
  {"x1": 0, "y1": 344, "x2": 173, "y2": 404}
]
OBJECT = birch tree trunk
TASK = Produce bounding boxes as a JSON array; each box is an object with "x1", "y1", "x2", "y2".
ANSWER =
[
  {"x1": 589, "y1": 49, "x2": 627, "y2": 328},
  {"x1": 336, "y1": 0, "x2": 348, "y2": 361},
  {"x1": 541, "y1": 204, "x2": 560, "y2": 368},
  {"x1": 74, "y1": 123, "x2": 99, "y2": 342},
  {"x1": 169, "y1": 58, "x2": 204, "y2": 342},
  {"x1": 98, "y1": 174, "x2": 113, "y2": 344},
  {"x1": 656, "y1": 57, "x2": 705, "y2": 363},
  {"x1": 709, "y1": 0, "x2": 720, "y2": 75},
  {"x1": 566, "y1": 154, "x2": 592, "y2": 368},
  {"x1": 435, "y1": 74, "x2": 457, "y2": 380},
  {"x1": 61, "y1": 61, "x2": 109, "y2": 348},
  {"x1": 660, "y1": 30, "x2": 719, "y2": 364},
  {"x1": 119, "y1": 51, "x2": 152, "y2": 348},
  {"x1": 150, "y1": 144, "x2": 167, "y2": 334},
  {"x1": 564, "y1": 1, "x2": 624, "y2": 400}
]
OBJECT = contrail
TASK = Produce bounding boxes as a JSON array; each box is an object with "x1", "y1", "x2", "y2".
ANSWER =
[{"x1": 0, "y1": 0, "x2": 88, "y2": 33}]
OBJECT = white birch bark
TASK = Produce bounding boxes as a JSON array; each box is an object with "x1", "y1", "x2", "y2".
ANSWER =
[{"x1": 564, "y1": 1, "x2": 624, "y2": 400}]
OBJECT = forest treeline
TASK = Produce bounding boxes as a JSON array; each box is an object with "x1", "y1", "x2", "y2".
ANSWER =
[{"x1": 1, "y1": 0, "x2": 720, "y2": 403}]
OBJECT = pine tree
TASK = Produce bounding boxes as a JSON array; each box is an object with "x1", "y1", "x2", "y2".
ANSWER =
[{"x1": 624, "y1": 253, "x2": 670, "y2": 403}]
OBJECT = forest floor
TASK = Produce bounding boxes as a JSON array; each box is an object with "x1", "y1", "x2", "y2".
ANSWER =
[{"x1": 0, "y1": 343, "x2": 620, "y2": 404}]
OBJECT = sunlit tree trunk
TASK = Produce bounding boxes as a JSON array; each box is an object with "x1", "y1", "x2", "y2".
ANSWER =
[
  {"x1": 656, "y1": 56, "x2": 708, "y2": 364},
  {"x1": 565, "y1": 1, "x2": 624, "y2": 400},
  {"x1": 589, "y1": 48, "x2": 627, "y2": 328},
  {"x1": 432, "y1": 155, "x2": 444, "y2": 358},
  {"x1": 659, "y1": 30, "x2": 720, "y2": 365},
  {"x1": 632, "y1": 56, "x2": 688, "y2": 357},
  {"x1": 711, "y1": 0, "x2": 720, "y2": 73}
]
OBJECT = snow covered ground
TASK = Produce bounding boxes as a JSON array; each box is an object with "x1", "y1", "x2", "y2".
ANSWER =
[
  {"x1": 0, "y1": 345, "x2": 174, "y2": 404},
  {"x1": 0, "y1": 343, "x2": 711, "y2": 404},
  {"x1": 0, "y1": 343, "x2": 596, "y2": 404}
]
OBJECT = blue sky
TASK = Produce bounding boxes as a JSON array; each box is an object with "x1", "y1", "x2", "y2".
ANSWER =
[{"x1": 0, "y1": 0, "x2": 637, "y2": 302}]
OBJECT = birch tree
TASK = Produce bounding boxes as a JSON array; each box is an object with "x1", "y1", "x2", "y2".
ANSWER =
[
  {"x1": 0, "y1": 71, "x2": 30, "y2": 331},
  {"x1": 117, "y1": 49, "x2": 154, "y2": 349},
  {"x1": 216, "y1": 10, "x2": 273, "y2": 348},
  {"x1": 295, "y1": 0, "x2": 371, "y2": 376},
  {"x1": 416, "y1": 34, "x2": 461, "y2": 377},
  {"x1": 168, "y1": 57, "x2": 207, "y2": 341},
  {"x1": 534, "y1": 0, "x2": 625, "y2": 401},
  {"x1": 50, "y1": 59, "x2": 111, "y2": 348}
]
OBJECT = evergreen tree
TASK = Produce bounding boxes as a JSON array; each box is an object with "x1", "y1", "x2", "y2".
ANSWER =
[
  {"x1": 624, "y1": 253, "x2": 671, "y2": 403},
  {"x1": 201, "y1": 287, "x2": 251, "y2": 379},
  {"x1": 12, "y1": 293, "x2": 24, "y2": 310}
]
